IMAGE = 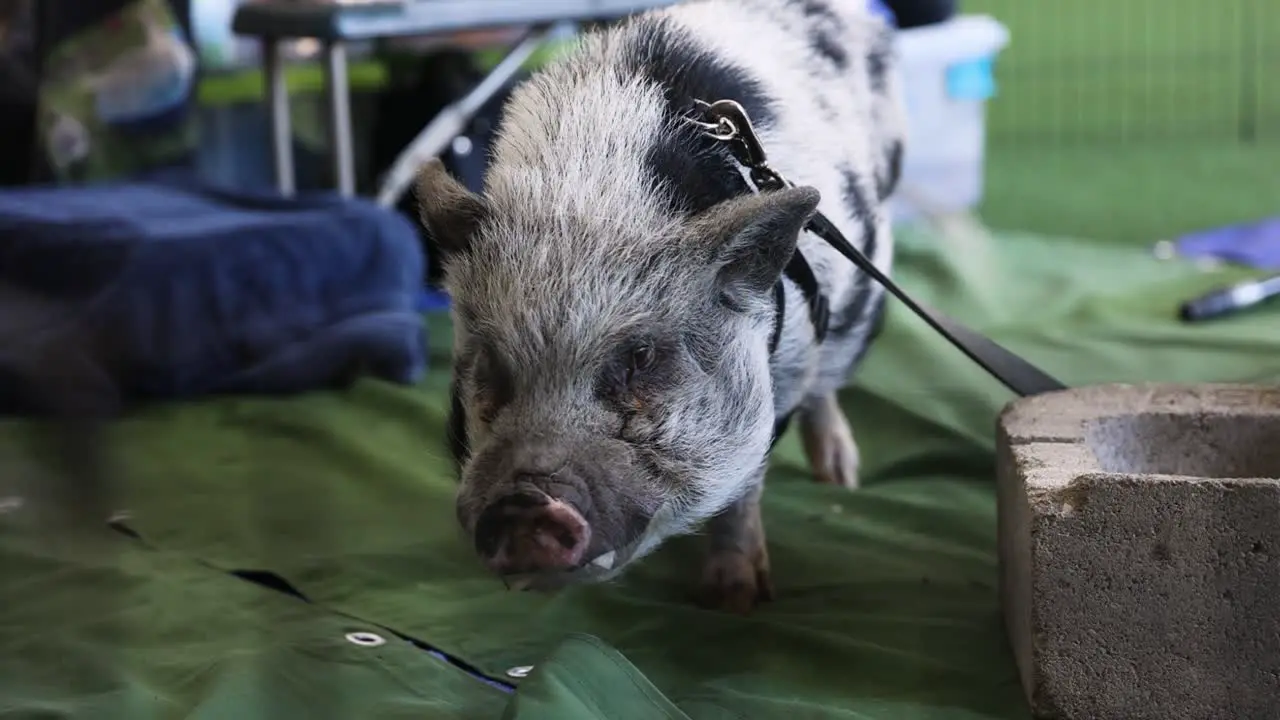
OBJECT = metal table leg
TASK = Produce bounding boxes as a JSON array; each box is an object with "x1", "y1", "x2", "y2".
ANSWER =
[
  {"x1": 374, "y1": 21, "x2": 577, "y2": 208},
  {"x1": 264, "y1": 38, "x2": 296, "y2": 196},
  {"x1": 322, "y1": 41, "x2": 356, "y2": 197}
]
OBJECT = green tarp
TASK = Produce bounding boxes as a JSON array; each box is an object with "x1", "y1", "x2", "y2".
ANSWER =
[{"x1": 2, "y1": 221, "x2": 1276, "y2": 719}]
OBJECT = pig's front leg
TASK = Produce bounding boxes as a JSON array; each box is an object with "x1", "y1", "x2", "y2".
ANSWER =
[
  {"x1": 798, "y1": 392, "x2": 860, "y2": 489},
  {"x1": 697, "y1": 475, "x2": 773, "y2": 614}
]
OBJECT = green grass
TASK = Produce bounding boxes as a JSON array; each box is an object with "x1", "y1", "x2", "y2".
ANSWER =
[
  {"x1": 958, "y1": 0, "x2": 1280, "y2": 241},
  {"x1": 197, "y1": 61, "x2": 387, "y2": 106},
  {"x1": 967, "y1": 0, "x2": 1280, "y2": 145},
  {"x1": 981, "y1": 141, "x2": 1280, "y2": 244}
]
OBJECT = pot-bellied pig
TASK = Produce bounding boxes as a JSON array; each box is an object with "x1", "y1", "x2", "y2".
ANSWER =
[{"x1": 416, "y1": 0, "x2": 905, "y2": 614}]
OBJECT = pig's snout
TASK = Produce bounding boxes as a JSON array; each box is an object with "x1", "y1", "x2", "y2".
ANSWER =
[{"x1": 473, "y1": 487, "x2": 592, "y2": 575}]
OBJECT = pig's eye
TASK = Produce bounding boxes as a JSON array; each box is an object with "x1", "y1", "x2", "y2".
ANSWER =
[
  {"x1": 599, "y1": 340, "x2": 664, "y2": 402},
  {"x1": 627, "y1": 343, "x2": 656, "y2": 381}
]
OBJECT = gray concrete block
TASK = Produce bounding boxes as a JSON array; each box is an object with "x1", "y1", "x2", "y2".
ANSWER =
[{"x1": 996, "y1": 383, "x2": 1280, "y2": 720}]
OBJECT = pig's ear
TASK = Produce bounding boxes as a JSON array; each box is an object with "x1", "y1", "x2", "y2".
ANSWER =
[
  {"x1": 698, "y1": 186, "x2": 821, "y2": 297},
  {"x1": 415, "y1": 157, "x2": 490, "y2": 257}
]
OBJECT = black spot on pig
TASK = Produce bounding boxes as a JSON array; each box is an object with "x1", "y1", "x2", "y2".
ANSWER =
[
  {"x1": 828, "y1": 280, "x2": 884, "y2": 355},
  {"x1": 618, "y1": 15, "x2": 776, "y2": 216},
  {"x1": 788, "y1": 0, "x2": 849, "y2": 71},
  {"x1": 825, "y1": 165, "x2": 883, "y2": 344},
  {"x1": 877, "y1": 140, "x2": 903, "y2": 201},
  {"x1": 813, "y1": 32, "x2": 849, "y2": 71},
  {"x1": 839, "y1": 165, "x2": 877, "y2": 260},
  {"x1": 867, "y1": 32, "x2": 892, "y2": 93}
]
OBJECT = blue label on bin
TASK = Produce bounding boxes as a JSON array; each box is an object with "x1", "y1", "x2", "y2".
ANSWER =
[{"x1": 946, "y1": 56, "x2": 997, "y2": 101}]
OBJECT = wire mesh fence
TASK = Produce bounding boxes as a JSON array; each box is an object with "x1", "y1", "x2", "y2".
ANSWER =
[
  {"x1": 969, "y1": 0, "x2": 1279, "y2": 147},
  {"x1": 963, "y1": 0, "x2": 1280, "y2": 244}
]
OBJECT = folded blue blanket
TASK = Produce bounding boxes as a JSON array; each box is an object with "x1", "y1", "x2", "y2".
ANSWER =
[{"x1": 0, "y1": 181, "x2": 427, "y2": 412}]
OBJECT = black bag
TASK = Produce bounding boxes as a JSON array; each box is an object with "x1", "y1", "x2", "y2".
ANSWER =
[{"x1": 0, "y1": 0, "x2": 39, "y2": 186}]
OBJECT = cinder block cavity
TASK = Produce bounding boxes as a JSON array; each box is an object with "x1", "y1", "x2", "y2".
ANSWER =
[
  {"x1": 996, "y1": 384, "x2": 1280, "y2": 720},
  {"x1": 1085, "y1": 412, "x2": 1280, "y2": 478}
]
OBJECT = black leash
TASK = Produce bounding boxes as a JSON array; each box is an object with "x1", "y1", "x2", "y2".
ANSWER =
[{"x1": 687, "y1": 99, "x2": 1067, "y2": 398}]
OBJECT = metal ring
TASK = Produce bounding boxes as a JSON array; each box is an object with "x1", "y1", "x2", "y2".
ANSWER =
[
  {"x1": 344, "y1": 631, "x2": 386, "y2": 647},
  {"x1": 682, "y1": 113, "x2": 739, "y2": 142},
  {"x1": 710, "y1": 116, "x2": 738, "y2": 140},
  {"x1": 505, "y1": 665, "x2": 534, "y2": 679}
]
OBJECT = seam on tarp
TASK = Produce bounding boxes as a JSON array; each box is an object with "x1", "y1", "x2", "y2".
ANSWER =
[{"x1": 107, "y1": 519, "x2": 516, "y2": 693}]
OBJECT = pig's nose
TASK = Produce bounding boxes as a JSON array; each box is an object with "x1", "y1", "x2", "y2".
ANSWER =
[{"x1": 473, "y1": 490, "x2": 592, "y2": 575}]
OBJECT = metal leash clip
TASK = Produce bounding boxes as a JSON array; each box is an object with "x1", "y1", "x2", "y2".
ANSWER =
[
  {"x1": 693, "y1": 99, "x2": 768, "y2": 167},
  {"x1": 686, "y1": 99, "x2": 789, "y2": 192},
  {"x1": 683, "y1": 99, "x2": 738, "y2": 140}
]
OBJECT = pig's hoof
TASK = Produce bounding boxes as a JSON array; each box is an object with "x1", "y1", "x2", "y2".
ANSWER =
[
  {"x1": 800, "y1": 395, "x2": 860, "y2": 490},
  {"x1": 696, "y1": 551, "x2": 774, "y2": 615}
]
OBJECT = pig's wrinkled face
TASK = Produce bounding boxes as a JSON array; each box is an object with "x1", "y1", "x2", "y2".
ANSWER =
[{"x1": 415, "y1": 159, "x2": 820, "y2": 588}]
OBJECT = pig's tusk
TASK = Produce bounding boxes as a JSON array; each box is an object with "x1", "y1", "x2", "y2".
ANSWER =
[{"x1": 505, "y1": 576, "x2": 536, "y2": 591}]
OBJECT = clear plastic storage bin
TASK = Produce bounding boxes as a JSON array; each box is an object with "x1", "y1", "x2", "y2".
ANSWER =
[{"x1": 889, "y1": 15, "x2": 1010, "y2": 222}]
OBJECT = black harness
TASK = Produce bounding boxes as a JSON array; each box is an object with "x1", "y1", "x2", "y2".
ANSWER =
[
  {"x1": 685, "y1": 99, "x2": 1067, "y2": 444},
  {"x1": 685, "y1": 100, "x2": 832, "y2": 358}
]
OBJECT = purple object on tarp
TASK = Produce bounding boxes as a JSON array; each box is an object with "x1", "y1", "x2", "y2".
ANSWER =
[{"x1": 1174, "y1": 216, "x2": 1280, "y2": 270}]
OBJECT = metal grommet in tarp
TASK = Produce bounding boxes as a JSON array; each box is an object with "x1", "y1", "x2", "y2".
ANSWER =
[
  {"x1": 505, "y1": 665, "x2": 534, "y2": 679},
  {"x1": 344, "y1": 631, "x2": 386, "y2": 647}
]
